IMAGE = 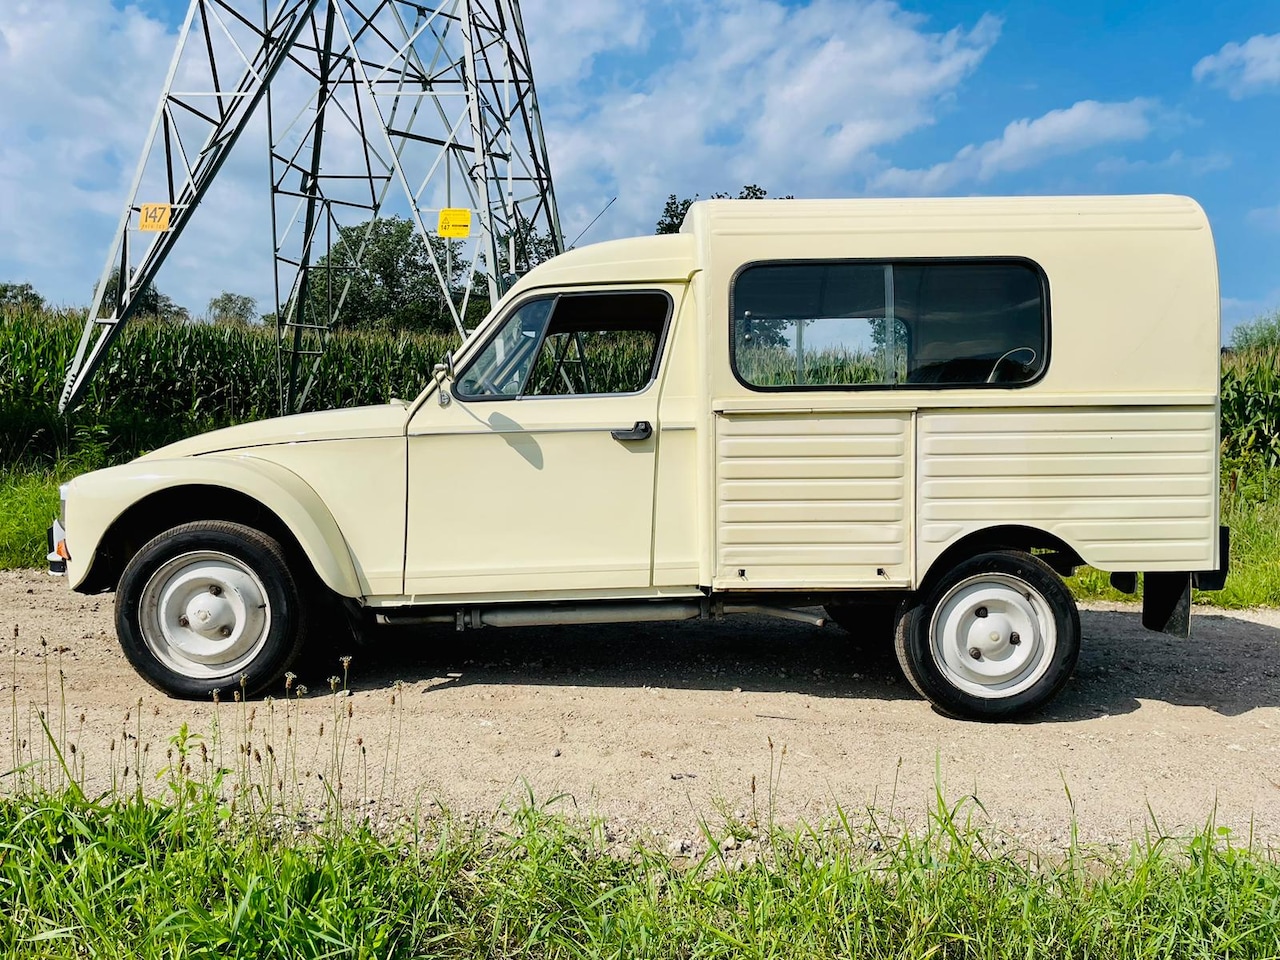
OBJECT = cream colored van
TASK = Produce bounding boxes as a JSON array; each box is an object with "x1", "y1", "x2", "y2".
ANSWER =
[{"x1": 53, "y1": 196, "x2": 1229, "y2": 719}]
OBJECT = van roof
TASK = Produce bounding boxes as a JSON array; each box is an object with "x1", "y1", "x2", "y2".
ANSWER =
[
  {"x1": 507, "y1": 194, "x2": 1210, "y2": 299},
  {"x1": 682, "y1": 194, "x2": 1209, "y2": 235}
]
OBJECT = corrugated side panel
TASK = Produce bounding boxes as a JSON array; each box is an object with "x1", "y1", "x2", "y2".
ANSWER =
[
  {"x1": 715, "y1": 413, "x2": 912, "y2": 587},
  {"x1": 918, "y1": 407, "x2": 1217, "y2": 574}
]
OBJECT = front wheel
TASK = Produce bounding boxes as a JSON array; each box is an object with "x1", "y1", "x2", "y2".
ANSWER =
[
  {"x1": 894, "y1": 550, "x2": 1080, "y2": 720},
  {"x1": 115, "y1": 521, "x2": 308, "y2": 699}
]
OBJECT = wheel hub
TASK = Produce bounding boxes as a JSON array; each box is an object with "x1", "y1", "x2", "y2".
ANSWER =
[
  {"x1": 185, "y1": 591, "x2": 236, "y2": 640},
  {"x1": 929, "y1": 573, "x2": 1058, "y2": 699},
  {"x1": 138, "y1": 550, "x2": 273, "y2": 680},
  {"x1": 965, "y1": 612, "x2": 1016, "y2": 659}
]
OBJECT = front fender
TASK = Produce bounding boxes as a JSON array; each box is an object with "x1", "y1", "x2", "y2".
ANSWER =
[{"x1": 64, "y1": 454, "x2": 364, "y2": 598}]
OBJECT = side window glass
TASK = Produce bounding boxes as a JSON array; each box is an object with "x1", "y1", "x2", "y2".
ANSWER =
[
  {"x1": 456, "y1": 298, "x2": 554, "y2": 398},
  {"x1": 457, "y1": 291, "x2": 669, "y2": 400},
  {"x1": 733, "y1": 261, "x2": 1044, "y2": 389},
  {"x1": 898, "y1": 264, "x2": 1044, "y2": 386},
  {"x1": 734, "y1": 263, "x2": 906, "y2": 387}
]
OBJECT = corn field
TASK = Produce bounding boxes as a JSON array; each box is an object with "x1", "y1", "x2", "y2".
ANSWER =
[
  {"x1": 3, "y1": 307, "x2": 1278, "y2": 469},
  {"x1": 0, "y1": 308, "x2": 452, "y2": 466}
]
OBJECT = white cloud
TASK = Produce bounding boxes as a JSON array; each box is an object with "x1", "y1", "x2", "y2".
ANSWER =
[
  {"x1": 1094, "y1": 149, "x2": 1231, "y2": 178},
  {"x1": 522, "y1": 0, "x2": 648, "y2": 88},
  {"x1": 535, "y1": 0, "x2": 1001, "y2": 239},
  {"x1": 0, "y1": 0, "x2": 477, "y2": 314},
  {"x1": 0, "y1": 0, "x2": 175, "y2": 300},
  {"x1": 1247, "y1": 204, "x2": 1280, "y2": 230},
  {"x1": 873, "y1": 98, "x2": 1157, "y2": 194},
  {"x1": 1193, "y1": 33, "x2": 1280, "y2": 99}
]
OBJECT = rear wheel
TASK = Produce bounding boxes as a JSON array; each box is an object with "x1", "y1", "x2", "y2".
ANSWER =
[
  {"x1": 115, "y1": 521, "x2": 308, "y2": 699},
  {"x1": 894, "y1": 550, "x2": 1080, "y2": 720}
]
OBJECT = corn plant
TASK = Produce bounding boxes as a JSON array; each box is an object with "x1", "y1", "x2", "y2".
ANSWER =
[{"x1": 1222, "y1": 347, "x2": 1280, "y2": 468}]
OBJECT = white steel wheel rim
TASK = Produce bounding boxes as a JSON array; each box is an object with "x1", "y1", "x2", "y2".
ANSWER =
[
  {"x1": 138, "y1": 550, "x2": 273, "y2": 680},
  {"x1": 928, "y1": 573, "x2": 1058, "y2": 700}
]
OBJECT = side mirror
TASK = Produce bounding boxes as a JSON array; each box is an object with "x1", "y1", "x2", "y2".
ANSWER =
[{"x1": 433, "y1": 351, "x2": 455, "y2": 407}]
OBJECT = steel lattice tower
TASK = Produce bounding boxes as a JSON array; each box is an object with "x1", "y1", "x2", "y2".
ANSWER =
[{"x1": 60, "y1": 0, "x2": 563, "y2": 414}]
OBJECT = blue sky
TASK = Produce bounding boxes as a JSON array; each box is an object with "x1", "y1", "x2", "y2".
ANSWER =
[{"x1": 0, "y1": 0, "x2": 1277, "y2": 338}]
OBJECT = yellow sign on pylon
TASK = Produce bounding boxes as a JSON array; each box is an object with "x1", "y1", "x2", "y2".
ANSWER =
[
  {"x1": 139, "y1": 203, "x2": 173, "y2": 232},
  {"x1": 437, "y1": 207, "x2": 472, "y2": 238}
]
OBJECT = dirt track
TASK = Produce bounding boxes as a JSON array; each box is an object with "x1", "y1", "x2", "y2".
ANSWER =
[{"x1": 4, "y1": 567, "x2": 1279, "y2": 849}]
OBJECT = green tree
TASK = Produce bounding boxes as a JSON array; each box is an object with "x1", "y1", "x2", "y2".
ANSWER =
[
  {"x1": 301, "y1": 217, "x2": 469, "y2": 336},
  {"x1": 1231, "y1": 309, "x2": 1280, "y2": 351},
  {"x1": 299, "y1": 217, "x2": 559, "y2": 336},
  {"x1": 207, "y1": 291, "x2": 258, "y2": 327},
  {"x1": 655, "y1": 184, "x2": 785, "y2": 234},
  {"x1": 96, "y1": 268, "x2": 189, "y2": 323},
  {"x1": 655, "y1": 195, "x2": 694, "y2": 236},
  {"x1": 0, "y1": 282, "x2": 45, "y2": 311},
  {"x1": 500, "y1": 225, "x2": 560, "y2": 279}
]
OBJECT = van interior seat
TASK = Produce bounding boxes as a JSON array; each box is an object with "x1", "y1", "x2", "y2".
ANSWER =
[{"x1": 906, "y1": 357, "x2": 998, "y2": 384}]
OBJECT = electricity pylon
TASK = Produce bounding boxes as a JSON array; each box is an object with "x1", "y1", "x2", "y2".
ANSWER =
[{"x1": 60, "y1": 0, "x2": 563, "y2": 414}]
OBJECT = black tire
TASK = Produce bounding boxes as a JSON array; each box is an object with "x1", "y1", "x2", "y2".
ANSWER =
[
  {"x1": 115, "y1": 521, "x2": 308, "y2": 700},
  {"x1": 824, "y1": 600, "x2": 899, "y2": 644},
  {"x1": 894, "y1": 550, "x2": 1080, "y2": 720}
]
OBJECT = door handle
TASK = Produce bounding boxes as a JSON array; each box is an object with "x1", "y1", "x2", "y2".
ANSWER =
[{"x1": 611, "y1": 420, "x2": 652, "y2": 442}]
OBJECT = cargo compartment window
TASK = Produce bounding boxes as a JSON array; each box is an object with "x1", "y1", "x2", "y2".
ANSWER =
[
  {"x1": 456, "y1": 290, "x2": 671, "y2": 400},
  {"x1": 732, "y1": 260, "x2": 1047, "y2": 390}
]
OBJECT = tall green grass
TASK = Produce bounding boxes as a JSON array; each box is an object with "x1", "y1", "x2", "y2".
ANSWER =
[
  {"x1": 5, "y1": 665, "x2": 1279, "y2": 960},
  {"x1": 5, "y1": 785, "x2": 1278, "y2": 959},
  {"x1": 0, "y1": 468, "x2": 62, "y2": 569},
  {"x1": 736, "y1": 343, "x2": 883, "y2": 386}
]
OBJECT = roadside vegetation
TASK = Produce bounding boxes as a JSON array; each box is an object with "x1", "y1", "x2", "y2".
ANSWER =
[
  {"x1": 3, "y1": 660, "x2": 1278, "y2": 959},
  {"x1": 6, "y1": 785, "x2": 1277, "y2": 958}
]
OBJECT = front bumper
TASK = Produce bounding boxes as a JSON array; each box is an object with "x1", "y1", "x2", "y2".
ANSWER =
[{"x1": 47, "y1": 519, "x2": 68, "y2": 576}]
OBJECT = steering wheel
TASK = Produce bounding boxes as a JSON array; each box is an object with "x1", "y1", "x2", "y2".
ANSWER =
[{"x1": 986, "y1": 346, "x2": 1037, "y2": 384}]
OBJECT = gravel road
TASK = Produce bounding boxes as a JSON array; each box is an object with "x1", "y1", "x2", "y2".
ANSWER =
[{"x1": 4, "y1": 568, "x2": 1279, "y2": 848}]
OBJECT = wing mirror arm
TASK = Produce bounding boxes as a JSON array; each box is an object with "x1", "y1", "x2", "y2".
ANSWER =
[{"x1": 433, "y1": 351, "x2": 456, "y2": 407}]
